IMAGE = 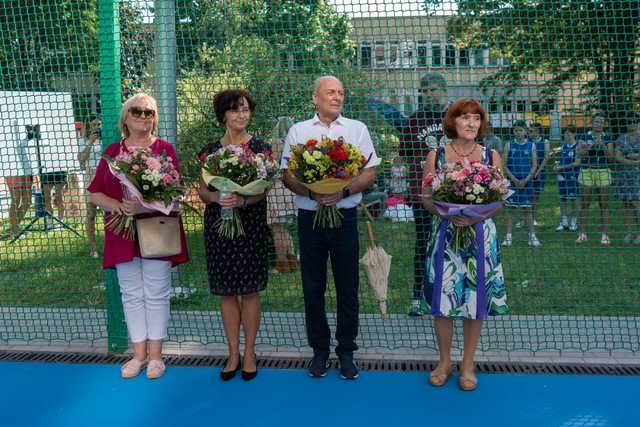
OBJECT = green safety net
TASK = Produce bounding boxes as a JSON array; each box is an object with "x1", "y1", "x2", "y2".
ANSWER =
[{"x1": 0, "y1": 0, "x2": 638, "y2": 354}]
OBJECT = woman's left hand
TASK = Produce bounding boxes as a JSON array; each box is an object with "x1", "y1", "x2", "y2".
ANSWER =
[
  {"x1": 121, "y1": 198, "x2": 145, "y2": 216},
  {"x1": 219, "y1": 193, "x2": 245, "y2": 208}
]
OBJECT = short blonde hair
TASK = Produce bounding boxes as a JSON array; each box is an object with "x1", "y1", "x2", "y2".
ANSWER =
[{"x1": 119, "y1": 93, "x2": 159, "y2": 138}]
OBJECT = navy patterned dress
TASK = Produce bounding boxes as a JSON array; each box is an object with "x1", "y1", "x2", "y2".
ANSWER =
[
  {"x1": 199, "y1": 138, "x2": 270, "y2": 296},
  {"x1": 423, "y1": 146, "x2": 509, "y2": 319}
]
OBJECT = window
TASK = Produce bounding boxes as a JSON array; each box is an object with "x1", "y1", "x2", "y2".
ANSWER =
[
  {"x1": 445, "y1": 45, "x2": 456, "y2": 67},
  {"x1": 502, "y1": 100, "x2": 512, "y2": 113},
  {"x1": 516, "y1": 100, "x2": 526, "y2": 113},
  {"x1": 374, "y1": 41, "x2": 385, "y2": 68},
  {"x1": 400, "y1": 41, "x2": 415, "y2": 68},
  {"x1": 459, "y1": 48, "x2": 469, "y2": 67},
  {"x1": 388, "y1": 41, "x2": 399, "y2": 67},
  {"x1": 359, "y1": 42, "x2": 372, "y2": 68},
  {"x1": 489, "y1": 51, "x2": 499, "y2": 66},
  {"x1": 488, "y1": 99, "x2": 499, "y2": 113},
  {"x1": 417, "y1": 40, "x2": 428, "y2": 67},
  {"x1": 431, "y1": 44, "x2": 441, "y2": 66},
  {"x1": 473, "y1": 48, "x2": 485, "y2": 66},
  {"x1": 531, "y1": 101, "x2": 541, "y2": 114},
  {"x1": 547, "y1": 99, "x2": 556, "y2": 111}
]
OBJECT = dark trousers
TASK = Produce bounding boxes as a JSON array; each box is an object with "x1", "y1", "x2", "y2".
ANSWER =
[
  {"x1": 298, "y1": 208, "x2": 359, "y2": 355},
  {"x1": 410, "y1": 201, "x2": 432, "y2": 300}
]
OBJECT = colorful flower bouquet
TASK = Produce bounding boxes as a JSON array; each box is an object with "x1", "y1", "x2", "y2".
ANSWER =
[
  {"x1": 105, "y1": 148, "x2": 185, "y2": 240},
  {"x1": 423, "y1": 159, "x2": 511, "y2": 251},
  {"x1": 201, "y1": 143, "x2": 278, "y2": 239},
  {"x1": 287, "y1": 136, "x2": 369, "y2": 228}
]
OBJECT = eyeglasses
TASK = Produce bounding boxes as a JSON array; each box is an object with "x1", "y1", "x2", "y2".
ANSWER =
[
  {"x1": 228, "y1": 108, "x2": 251, "y2": 116},
  {"x1": 129, "y1": 107, "x2": 156, "y2": 119}
]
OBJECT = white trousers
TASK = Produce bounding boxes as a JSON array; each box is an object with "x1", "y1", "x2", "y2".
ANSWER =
[{"x1": 115, "y1": 257, "x2": 171, "y2": 343}]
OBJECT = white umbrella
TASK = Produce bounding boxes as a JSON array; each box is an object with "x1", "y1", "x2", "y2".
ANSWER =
[{"x1": 359, "y1": 221, "x2": 392, "y2": 319}]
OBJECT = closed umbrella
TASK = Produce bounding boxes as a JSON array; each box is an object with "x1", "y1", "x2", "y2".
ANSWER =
[{"x1": 359, "y1": 221, "x2": 392, "y2": 319}]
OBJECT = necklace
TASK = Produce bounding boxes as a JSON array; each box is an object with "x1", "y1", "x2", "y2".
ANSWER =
[{"x1": 449, "y1": 142, "x2": 476, "y2": 158}]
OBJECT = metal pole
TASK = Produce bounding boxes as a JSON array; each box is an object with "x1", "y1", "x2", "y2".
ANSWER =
[
  {"x1": 154, "y1": 0, "x2": 178, "y2": 147},
  {"x1": 99, "y1": 0, "x2": 128, "y2": 353}
]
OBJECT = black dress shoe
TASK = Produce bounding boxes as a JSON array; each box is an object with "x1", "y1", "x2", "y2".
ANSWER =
[
  {"x1": 220, "y1": 358, "x2": 241, "y2": 381},
  {"x1": 242, "y1": 354, "x2": 258, "y2": 381}
]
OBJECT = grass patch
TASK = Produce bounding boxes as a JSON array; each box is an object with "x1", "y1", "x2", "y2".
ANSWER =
[{"x1": 1, "y1": 181, "x2": 638, "y2": 316}]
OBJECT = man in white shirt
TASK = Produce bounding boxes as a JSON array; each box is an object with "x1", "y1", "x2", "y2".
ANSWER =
[{"x1": 281, "y1": 76, "x2": 380, "y2": 380}]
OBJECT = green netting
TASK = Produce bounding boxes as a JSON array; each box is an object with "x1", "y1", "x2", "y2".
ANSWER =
[{"x1": 0, "y1": 0, "x2": 638, "y2": 354}]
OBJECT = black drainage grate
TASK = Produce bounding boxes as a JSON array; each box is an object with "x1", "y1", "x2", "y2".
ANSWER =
[{"x1": 1, "y1": 351, "x2": 638, "y2": 376}]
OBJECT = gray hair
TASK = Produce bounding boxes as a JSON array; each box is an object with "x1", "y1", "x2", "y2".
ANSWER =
[{"x1": 312, "y1": 75, "x2": 342, "y2": 93}]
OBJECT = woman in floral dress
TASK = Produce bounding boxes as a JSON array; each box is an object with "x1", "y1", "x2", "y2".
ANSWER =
[{"x1": 421, "y1": 99, "x2": 508, "y2": 391}]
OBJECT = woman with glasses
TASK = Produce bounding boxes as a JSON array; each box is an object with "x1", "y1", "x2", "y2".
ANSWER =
[
  {"x1": 88, "y1": 93, "x2": 189, "y2": 379},
  {"x1": 197, "y1": 89, "x2": 271, "y2": 382}
]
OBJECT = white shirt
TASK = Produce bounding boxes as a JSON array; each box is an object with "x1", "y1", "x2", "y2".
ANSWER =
[
  {"x1": 78, "y1": 137, "x2": 102, "y2": 171},
  {"x1": 280, "y1": 114, "x2": 380, "y2": 210}
]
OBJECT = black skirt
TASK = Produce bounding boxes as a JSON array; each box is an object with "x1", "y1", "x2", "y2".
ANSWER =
[{"x1": 203, "y1": 199, "x2": 269, "y2": 296}]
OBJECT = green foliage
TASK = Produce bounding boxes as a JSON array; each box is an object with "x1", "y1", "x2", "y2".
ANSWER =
[
  {"x1": 0, "y1": 0, "x2": 98, "y2": 90},
  {"x1": 174, "y1": 0, "x2": 377, "y2": 185},
  {"x1": 425, "y1": 0, "x2": 640, "y2": 133}
]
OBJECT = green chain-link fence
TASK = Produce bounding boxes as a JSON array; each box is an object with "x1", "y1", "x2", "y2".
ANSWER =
[{"x1": 0, "y1": 0, "x2": 638, "y2": 354}]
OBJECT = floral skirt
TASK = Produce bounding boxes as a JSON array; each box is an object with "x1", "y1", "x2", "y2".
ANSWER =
[{"x1": 423, "y1": 218, "x2": 509, "y2": 319}]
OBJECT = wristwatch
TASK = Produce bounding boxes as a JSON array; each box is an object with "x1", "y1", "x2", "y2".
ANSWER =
[{"x1": 342, "y1": 187, "x2": 351, "y2": 198}]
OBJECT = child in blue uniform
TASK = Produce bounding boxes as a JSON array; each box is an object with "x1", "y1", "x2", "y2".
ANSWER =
[
  {"x1": 554, "y1": 126, "x2": 580, "y2": 231},
  {"x1": 529, "y1": 123, "x2": 550, "y2": 226},
  {"x1": 502, "y1": 121, "x2": 540, "y2": 246}
]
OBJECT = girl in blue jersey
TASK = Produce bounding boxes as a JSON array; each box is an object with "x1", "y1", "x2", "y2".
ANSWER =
[
  {"x1": 529, "y1": 123, "x2": 550, "y2": 226},
  {"x1": 553, "y1": 126, "x2": 580, "y2": 231},
  {"x1": 502, "y1": 121, "x2": 540, "y2": 246}
]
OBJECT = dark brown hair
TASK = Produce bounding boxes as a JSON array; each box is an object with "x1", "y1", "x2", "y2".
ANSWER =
[
  {"x1": 443, "y1": 98, "x2": 488, "y2": 140},
  {"x1": 213, "y1": 89, "x2": 256, "y2": 124}
]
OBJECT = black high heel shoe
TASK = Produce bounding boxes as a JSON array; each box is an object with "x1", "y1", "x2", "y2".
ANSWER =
[
  {"x1": 220, "y1": 358, "x2": 241, "y2": 381},
  {"x1": 241, "y1": 354, "x2": 258, "y2": 381}
]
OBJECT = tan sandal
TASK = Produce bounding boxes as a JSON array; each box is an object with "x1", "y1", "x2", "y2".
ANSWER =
[
  {"x1": 121, "y1": 358, "x2": 147, "y2": 379},
  {"x1": 428, "y1": 366, "x2": 453, "y2": 387},
  {"x1": 458, "y1": 375, "x2": 478, "y2": 391},
  {"x1": 146, "y1": 359, "x2": 166, "y2": 380}
]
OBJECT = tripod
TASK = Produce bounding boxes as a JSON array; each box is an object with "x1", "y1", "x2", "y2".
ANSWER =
[{"x1": 11, "y1": 124, "x2": 82, "y2": 243}]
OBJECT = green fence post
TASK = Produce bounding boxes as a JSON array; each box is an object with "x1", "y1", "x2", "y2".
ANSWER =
[{"x1": 99, "y1": 0, "x2": 127, "y2": 353}]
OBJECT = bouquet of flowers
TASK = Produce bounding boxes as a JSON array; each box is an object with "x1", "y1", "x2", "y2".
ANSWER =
[
  {"x1": 423, "y1": 159, "x2": 511, "y2": 251},
  {"x1": 287, "y1": 136, "x2": 369, "y2": 228},
  {"x1": 201, "y1": 143, "x2": 278, "y2": 239},
  {"x1": 105, "y1": 148, "x2": 185, "y2": 240}
]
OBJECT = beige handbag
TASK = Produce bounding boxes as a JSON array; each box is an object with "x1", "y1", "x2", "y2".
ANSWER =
[{"x1": 136, "y1": 215, "x2": 181, "y2": 258}]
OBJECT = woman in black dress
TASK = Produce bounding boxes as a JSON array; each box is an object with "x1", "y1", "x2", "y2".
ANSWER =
[{"x1": 198, "y1": 89, "x2": 270, "y2": 381}]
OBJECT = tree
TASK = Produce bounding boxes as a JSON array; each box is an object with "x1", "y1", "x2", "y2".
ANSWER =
[
  {"x1": 0, "y1": 0, "x2": 98, "y2": 91},
  {"x1": 425, "y1": 0, "x2": 640, "y2": 133},
  {"x1": 174, "y1": 0, "x2": 375, "y2": 182}
]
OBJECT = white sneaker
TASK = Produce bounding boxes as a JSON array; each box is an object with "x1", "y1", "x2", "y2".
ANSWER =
[
  {"x1": 514, "y1": 222, "x2": 522, "y2": 229},
  {"x1": 569, "y1": 217, "x2": 578, "y2": 231},
  {"x1": 528, "y1": 234, "x2": 541, "y2": 247},
  {"x1": 555, "y1": 224, "x2": 566, "y2": 232},
  {"x1": 501, "y1": 233, "x2": 513, "y2": 247},
  {"x1": 600, "y1": 234, "x2": 611, "y2": 246}
]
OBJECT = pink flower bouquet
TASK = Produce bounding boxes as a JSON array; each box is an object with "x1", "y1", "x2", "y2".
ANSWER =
[
  {"x1": 104, "y1": 148, "x2": 185, "y2": 239},
  {"x1": 423, "y1": 159, "x2": 511, "y2": 251}
]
